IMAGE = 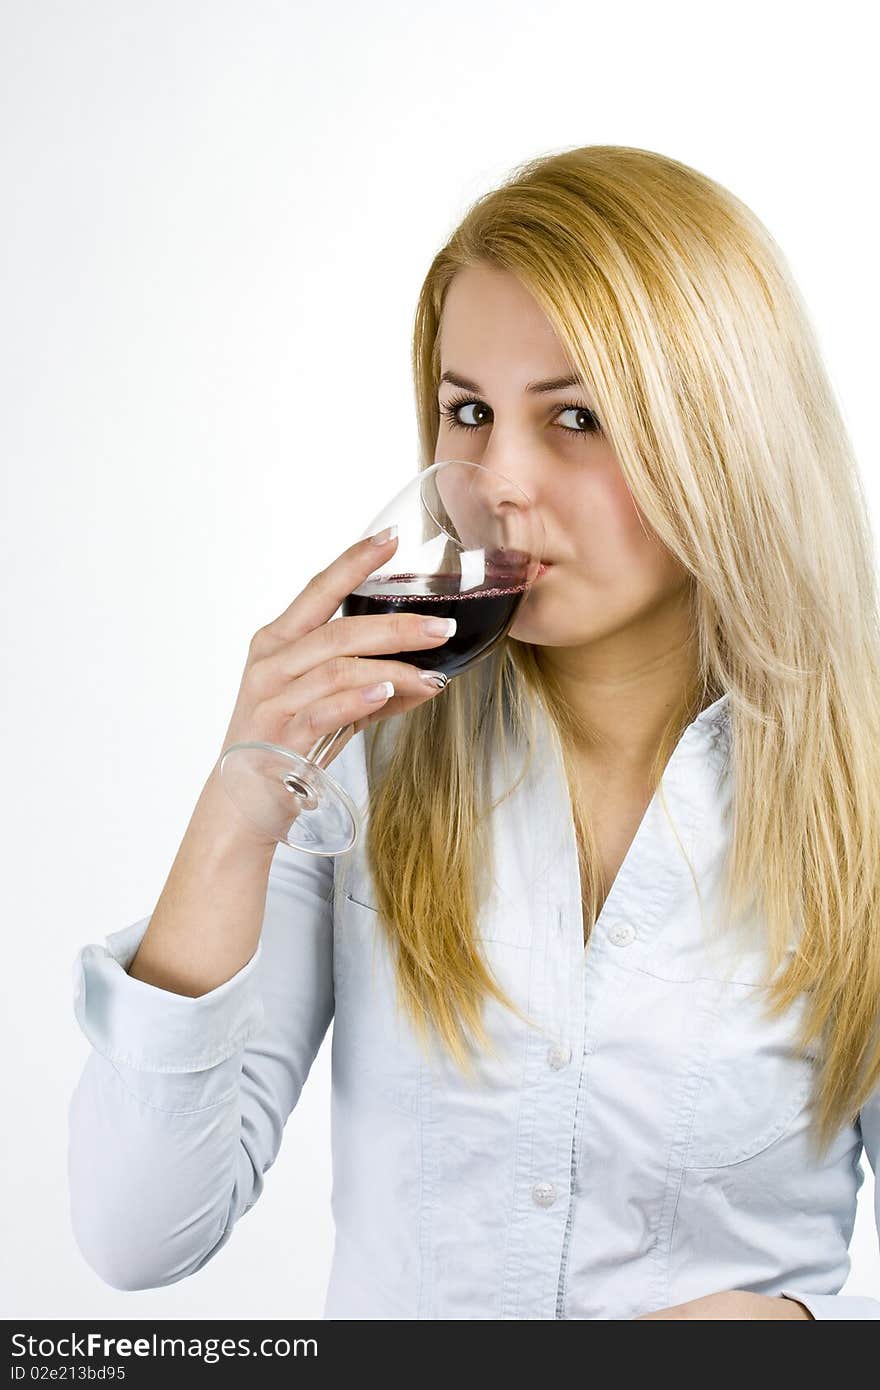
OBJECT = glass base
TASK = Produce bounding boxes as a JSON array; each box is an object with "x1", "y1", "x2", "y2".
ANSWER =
[{"x1": 218, "y1": 741, "x2": 360, "y2": 856}]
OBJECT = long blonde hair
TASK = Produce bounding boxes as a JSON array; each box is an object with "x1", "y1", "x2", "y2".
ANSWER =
[{"x1": 339, "y1": 144, "x2": 880, "y2": 1160}]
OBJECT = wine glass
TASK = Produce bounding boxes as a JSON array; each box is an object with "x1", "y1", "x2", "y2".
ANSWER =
[{"x1": 218, "y1": 458, "x2": 545, "y2": 856}]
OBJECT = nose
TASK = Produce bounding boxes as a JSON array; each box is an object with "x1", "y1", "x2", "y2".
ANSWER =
[
  {"x1": 463, "y1": 457, "x2": 545, "y2": 570},
  {"x1": 473, "y1": 430, "x2": 542, "y2": 509}
]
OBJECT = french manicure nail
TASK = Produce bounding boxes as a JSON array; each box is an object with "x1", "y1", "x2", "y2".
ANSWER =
[
  {"x1": 418, "y1": 670, "x2": 448, "y2": 689},
  {"x1": 422, "y1": 617, "x2": 456, "y2": 636},
  {"x1": 362, "y1": 680, "x2": 395, "y2": 702},
  {"x1": 369, "y1": 524, "x2": 398, "y2": 545}
]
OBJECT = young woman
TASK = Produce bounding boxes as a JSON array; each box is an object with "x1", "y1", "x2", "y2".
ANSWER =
[{"x1": 68, "y1": 145, "x2": 880, "y2": 1319}]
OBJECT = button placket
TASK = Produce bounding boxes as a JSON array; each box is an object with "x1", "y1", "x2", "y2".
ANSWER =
[
  {"x1": 532, "y1": 1180, "x2": 557, "y2": 1207},
  {"x1": 547, "y1": 1042, "x2": 572, "y2": 1070},
  {"x1": 608, "y1": 921, "x2": 636, "y2": 947}
]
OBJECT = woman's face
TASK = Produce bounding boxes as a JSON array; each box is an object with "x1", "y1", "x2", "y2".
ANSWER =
[{"x1": 435, "y1": 262, "x2": 690, "y2": 651}]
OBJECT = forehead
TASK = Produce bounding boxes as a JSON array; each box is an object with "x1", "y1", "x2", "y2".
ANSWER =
[{"x1": 439, "y1": 263, "x2": 570, "y2": 371}]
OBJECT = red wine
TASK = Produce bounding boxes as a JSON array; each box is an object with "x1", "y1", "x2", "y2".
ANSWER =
[{"x1": 341, "y1": 570, "x2": 528, "y2": 679}]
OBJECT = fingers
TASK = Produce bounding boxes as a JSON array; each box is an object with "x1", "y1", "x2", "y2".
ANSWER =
[
  {"x1": 246, "y1": 612, "x2": 456, "y2": 702},
  {"x1": 229, "y1": 529, "x2": 459, "y2": 763},
  {"x1": 255, "y1": 530, "x2": 401, "y2": 653},
  {"x1": 253, "y1": 660, "x2": 447, "y2": 755}
]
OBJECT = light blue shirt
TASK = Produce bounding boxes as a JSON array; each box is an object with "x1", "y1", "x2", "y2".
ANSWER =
[{"x1": 68, "y1": 691, "x2": 880, "y2": 1318}]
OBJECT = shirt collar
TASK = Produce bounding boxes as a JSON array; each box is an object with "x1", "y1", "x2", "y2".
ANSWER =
[{"x1": 519, "y1": 686, "x2": 733, "y2": 948}]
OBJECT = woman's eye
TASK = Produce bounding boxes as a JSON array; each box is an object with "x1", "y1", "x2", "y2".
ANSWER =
[
  {"x1": 557, "y1": 406, "x2": 600, "y2": 435},
  {"x1": 439, "y1": 396, "x2": 601, "y2": 437},
  {"x1": 444, "y1": 399, "x2": 490, "y2": 429}
]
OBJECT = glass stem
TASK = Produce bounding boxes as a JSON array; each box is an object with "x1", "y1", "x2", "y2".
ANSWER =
[{"x1": 306, "y1": 722, "x2": 356, "y2": 770}]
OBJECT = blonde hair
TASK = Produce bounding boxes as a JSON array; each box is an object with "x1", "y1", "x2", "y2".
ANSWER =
[{"x1": 338, "y1": 144, "x2": 880, "y2": 1160}]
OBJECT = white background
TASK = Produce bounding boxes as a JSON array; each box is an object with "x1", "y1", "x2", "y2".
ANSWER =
[{"x1": 1, "y1": 0, "x2": 877, "y2": 1319}]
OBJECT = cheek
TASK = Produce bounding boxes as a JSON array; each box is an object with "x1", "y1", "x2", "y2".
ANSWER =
[
  {"x1": 586, "y1": 469, "x2": 683, "y2": 590},
  {"x1": 564, "y1": 467, "x2": 658, "y2": 574},
  {"x1": 510, "y1": 468, "x2": 686, "y2": 641}
]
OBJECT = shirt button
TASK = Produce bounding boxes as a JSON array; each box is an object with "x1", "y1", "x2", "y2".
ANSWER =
[
  {"x1": 547, "y1": 1042, "x2": 571, "y2": 1070},
  {"x1": 532, "y1": 1181, "x2": 557, "y2": 1207},
  {"x1": 608, "y1": 922, "x2": 635, "y2": 946}
]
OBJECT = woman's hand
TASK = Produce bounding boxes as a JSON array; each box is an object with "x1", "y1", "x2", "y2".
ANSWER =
[
  {"x1": 203, "y1": 529, "x2": 453, "y2": 853},
  {"x1": 222, "y1": 529, "x2": 452, "y2": 758},
  {"x1": 634, "y1": 1290, "x2": 814, "y2": 1319}
]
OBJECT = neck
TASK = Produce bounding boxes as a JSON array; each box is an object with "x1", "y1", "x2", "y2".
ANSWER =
[{"x1": 536, "y1": 583, "x2": 702, "y2": 780}]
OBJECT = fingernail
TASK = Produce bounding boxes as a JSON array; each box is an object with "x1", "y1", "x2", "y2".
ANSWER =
[
  {"x1": 369, "y1": 524, "x2": 398, "y2": 545},
  {"x1": 418, "y1": 670, "x2": 448, "y2": 690},
  {"x1": 362, "y1": 680, "x2": 395, "y2": 703},
  {"x1": 422, "y1": 617, "x2": 456, "y2": 636}
]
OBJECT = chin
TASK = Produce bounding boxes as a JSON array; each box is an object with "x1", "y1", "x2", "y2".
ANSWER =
[
  {"x1": 508, "y1": 615, "x2": 575, "y2": 646},
  {"x1": 508, "y1": 607, "x2": 613, "y2": 648}
]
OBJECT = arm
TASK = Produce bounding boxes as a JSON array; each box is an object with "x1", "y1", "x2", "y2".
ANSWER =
[
  {"x1": 775, "y1": 1084, "x2": 880, "y2": 1319},
  {"x1": 68, "y1": 527, "x2": 445, "y2": 1291},
  {"x1": 67, "y1": 817, "x2": 335, "y2": 1291}
]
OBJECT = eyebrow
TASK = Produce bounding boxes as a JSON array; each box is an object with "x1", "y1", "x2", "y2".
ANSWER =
[{"x1": 438, "y1": 370, "x2": 585, "y2": 395}]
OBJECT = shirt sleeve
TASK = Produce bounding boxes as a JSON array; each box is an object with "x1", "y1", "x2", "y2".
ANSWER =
[
  {"x1": 776, "y1": 1079, "x2": 880, "y2": 1318},
  {"x1": 67, "y1": 833, "x2": 335, "y2": 1291}
]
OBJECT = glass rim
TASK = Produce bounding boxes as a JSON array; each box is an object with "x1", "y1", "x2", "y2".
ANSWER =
[{"x1": 421, "y1": 456, "x2": 538, "y2": 510}]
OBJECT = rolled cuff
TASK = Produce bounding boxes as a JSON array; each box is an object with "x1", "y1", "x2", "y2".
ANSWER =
[
  {"x1": 72, "y1": 915, "x2": 264, "y2": 1074},
  {"x1": 778, "y1": 1288, "x2": 880, "y2": 1319}
]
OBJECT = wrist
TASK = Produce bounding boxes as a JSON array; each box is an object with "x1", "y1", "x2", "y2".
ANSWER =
[
  {"x1": 781, "y1": 1295, "x2": 814, "y2": 1320},
  {"x1": 195, "y1": 765, "x2": 280, "y2": 866}
]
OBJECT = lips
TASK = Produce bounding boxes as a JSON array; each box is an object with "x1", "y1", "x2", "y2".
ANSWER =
[{"x1": 487, "y1": 547, "x2": 530, "y2": 567}]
